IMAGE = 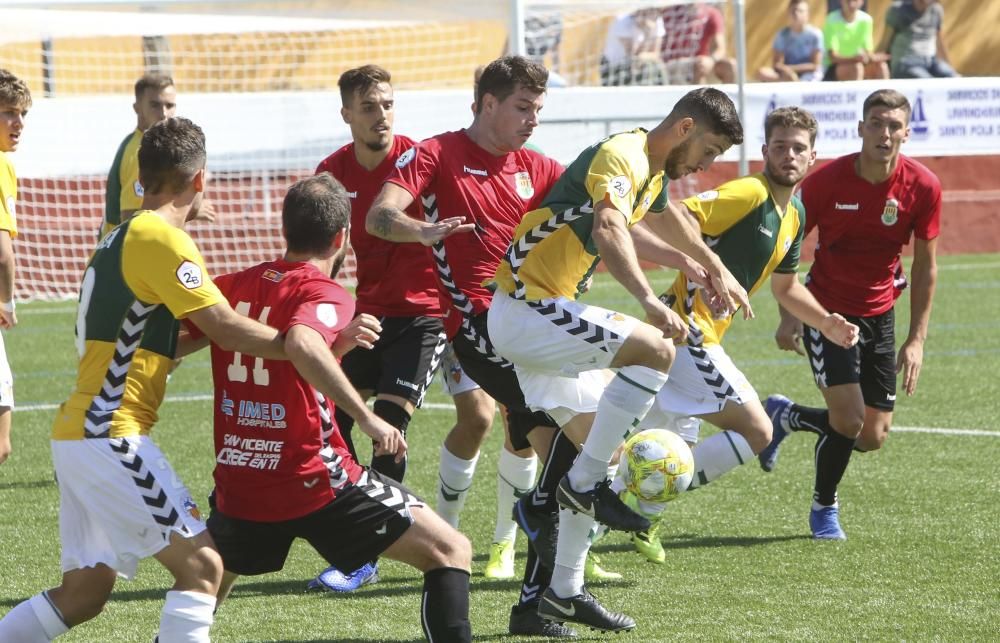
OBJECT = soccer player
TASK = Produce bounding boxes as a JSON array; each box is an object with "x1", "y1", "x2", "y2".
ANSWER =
[
  {"x1": 0, "y1": 69, "x2": 30, "y2": 467},
  {"x1": 102, "y1": 74, "x2": 214, "y2": 239},
  {"x1": 0, "y1": 117, "x2": 284, "y2": 643},
  {"x1": 619, "y1": 107, "x2": 860, "y2": 564},
  {"x1": 487, "y1": 87, "x2": 750, "y2": 630},
  {"x1": 200, "y1": 173, "x2": 472, "y2": 642},
  {"x1": 366, "y1": 55, "x2": 573, "y2": 638},
  {"x1": 760, "y1": 89, "x2": 941, "y2": 540}
]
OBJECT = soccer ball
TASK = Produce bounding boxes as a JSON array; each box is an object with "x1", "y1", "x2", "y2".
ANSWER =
[{"x1": 622, "y1": 429, "x2": 694, "y2": 503}]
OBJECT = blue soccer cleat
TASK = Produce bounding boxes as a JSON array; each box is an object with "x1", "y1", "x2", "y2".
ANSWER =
[
  {"x1": 307, "y1": 561, "x2": 379, "y2": 593},
  {"x1": 758, "y1": 394, "x2": 793, "y2": 473},
  {"x1": 810, "y1": 505, "x2": 847, "y2": 540}
]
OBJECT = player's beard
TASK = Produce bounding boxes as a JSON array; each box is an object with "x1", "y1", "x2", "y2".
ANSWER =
[
  {"x1": 764, "y1": 158, "x2": 801, "y2": 188},
  {"x1": 664, "y1": 138, "x2": 693, "y2": 180}
]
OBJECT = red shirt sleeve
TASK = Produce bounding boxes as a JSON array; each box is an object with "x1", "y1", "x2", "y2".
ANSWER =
[
  {"x1": 915, "y1": 174, "x2": 942, "y2": 241},
  {"x1": 799, "y1": 173, "x2": 821, "y2": 237},
  {"x1": 385, "y1": 139, "x2": 437, "y2": 207},
  {"x1": 285, "y1": 281, "x2": 355, "y2": 347}
]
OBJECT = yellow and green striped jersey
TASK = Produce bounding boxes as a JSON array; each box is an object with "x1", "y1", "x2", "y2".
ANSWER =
[
  {"x1": 665, "y1": 173, "x2": 804, "y2": 346},
  {"x1": 493, "y1": 129, "x2": 668, "y2": 301},
  {"x1": 102, "y1": 128, "x2": 144, "y2": 238},
  {"x1": 53, "y1": 211, "x2": 223, "y2": 440},
  {"x1": 0, "y1": 151, "x2": 18, "y2": 238}
]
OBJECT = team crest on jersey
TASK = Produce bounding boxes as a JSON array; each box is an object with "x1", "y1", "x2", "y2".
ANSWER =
[
  {"x1": 5, "y1": 196, "x2": 14, "y2": 222},
  {"x1": 176, "y1": 260, "x2": 204, "y2": 290},
  {"x1": 133, "y1": 179, "x2": 144, "y2": 197},
  {"x1": 881, "y1": 198, "x2": 899, "y2": 226},
  {"x1": 316, "y1": 302, "x2": 338, "y2": 328},
  {"x1": 514, "y1": 171, "x2": 534, "y2": 199},
  {"x1": 396, "y1": 147, "x2": 416, "y2": 169},
  {"x1": 261, "y1": 268, "x2": 284, "y2": 283},
  {"x1": 609, "y1": 175, "x2": 632, "y2": 199}
]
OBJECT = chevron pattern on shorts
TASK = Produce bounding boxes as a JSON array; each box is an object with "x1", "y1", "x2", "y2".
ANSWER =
[
  {"x1": 109, "y1": 437, "x2": 184, "y2": 534},
  {"x1": 416, "y1": 331, "x2": 448, "y2": 406},
  {"x1": 687, "y1": 345, "x2": 737, "y2": 402},
  {"x1": 85, "y1": 301, "x2": 158, "y2": 438},
  {"x1": 423, "y1": 194, "x2": 512, "y2": 369},
  {"x1": 527, "y1": 300, "x2": 621, "y2": 353},
  {"x1": 357, "y1": 470, "x2": 420, "y2": 518},
  {"x1": 681, "y1": 277, "x2": 706, "y2": 348},
  {"x1": 807, "y1": 326, "x2": 828, "y2": 387},
  {"x1": 505, "y1": 203, "x2": 590, "y2": 300}
]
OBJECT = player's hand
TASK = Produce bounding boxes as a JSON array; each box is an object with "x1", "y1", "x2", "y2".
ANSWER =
[
  {"x1": 709, "y1": 267, "x2": 753, "y2": 321},
  {"x1": 193, "y1": 199, "x2": 218, "y2": 222},
  {"x1": 774, "y1": 316, "x2": 805, "y2": 355},
  {"x1": 418, "y1": 217, "x2": 476, "y2": 246},
  {"x1": 0, "y1": 309, "x2": 17, "y2": 329},
  {"x1": 896, "y1": 337, "x2": 924, "y2": 396},
  {"x1": 642, "y1": 296, "x2": 688, "y2": 343},
  {"x1": 819, "y1": 314, "x2": 859, "y2": 349},
  {"x1": 360, "y1": 415, "x2": 408, "y2": 464},
  {"x1": 332, "y1": 314, "x2": 382, "y2": 357}
]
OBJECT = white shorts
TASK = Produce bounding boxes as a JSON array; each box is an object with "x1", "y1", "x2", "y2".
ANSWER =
[
  {"x1": 0, "y1": 331, "x2": 13, "y2": 408},
  {"x1": 488, "y1": 290, "x2": 639, "y2": 425},
  {"x1": 439, "y1": 341, "x2": 480, "y2": 398},
  {"x1": 52, "y1": 436, "x2": 206, "y2": 579},
  {"x1": 640, "y1": 343, "x2": 757, "y2": 444}
]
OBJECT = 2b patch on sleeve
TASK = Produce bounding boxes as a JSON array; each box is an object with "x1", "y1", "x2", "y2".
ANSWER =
[{"x1": 176, "y1": 260, "x2": 204, "y2": 289}]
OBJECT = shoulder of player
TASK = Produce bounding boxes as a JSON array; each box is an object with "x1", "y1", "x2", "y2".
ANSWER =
[{"x1": 316, "y1": 141, "x2": 356, "y2": 171}]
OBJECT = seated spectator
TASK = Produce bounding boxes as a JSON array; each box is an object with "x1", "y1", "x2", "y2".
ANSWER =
[
  {"x1": 601, "y1": 9, "x2": 666, "y2": 86},
  {"x1": 660, "y1": 2, "x2": 736, "y2": 84},
  {"x1": 823, "y1": 0, "x2": 889, "y2": 80},
  {"x1": 877, "y1": 0, "x2": 958, "y2": 79},
  {"x1": 758, "y1": 0, "x2": 824, "y2": 82}
]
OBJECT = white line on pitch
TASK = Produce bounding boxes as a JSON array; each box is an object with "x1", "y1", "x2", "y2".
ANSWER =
[{"x1": 15, "y1": 395, "x2": 997, "y2": 437}]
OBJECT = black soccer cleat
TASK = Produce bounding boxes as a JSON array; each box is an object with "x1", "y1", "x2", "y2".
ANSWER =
[
  {"x1": 509, "y1": 602, "x2": 578, "y2": 638},
  {"x1": 556, "y1": 476, "x2": 651, "y2": 533},
  {"x1": 537, "y1": 587, "x2": 636, "y2": 633},
  {"x1": 513, "y1": 495, "x2": 559, "y2": 569}
]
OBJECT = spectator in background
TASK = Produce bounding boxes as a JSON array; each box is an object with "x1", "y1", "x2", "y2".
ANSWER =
[
  {"x1": 823, "y1": 0, "x2": 889, "y2": 80},
  {"x1": 877, "y1": 0, "x2": 958, "y2": 79},
  {"x1": 601, "y1": 9, "x2": 666, "y2": 86},
  {"x1": 660, "y1": 3, "x2": 736, "y2": 85},
  {"x1": 525, "y1": 12, "x2": 567, "y2": 87},
  {"x1": 758, "y1": 0, "x2": 824, "y2": 82}
]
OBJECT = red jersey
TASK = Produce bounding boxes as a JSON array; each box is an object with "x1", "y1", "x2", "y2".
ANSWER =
[
  {"x1": 208, "y1": 260, "x2": 364, "y2": 522},
  {"x1": 801, "y1": 153, "x2": 941, "y2": 317},
  {"x1": 386, "y1": 130, "x2": 563, "y2": 337},
  {"x1": 316, "y1": 135, "x2": 442, "y2": 318}
]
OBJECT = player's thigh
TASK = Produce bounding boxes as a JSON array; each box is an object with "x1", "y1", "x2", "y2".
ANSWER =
[
  {"x1": 610, "y1": 321, "x2": 675, "y2": 371},
  {"x1": 152, "y1": 529, "x2": 222, "y2": 593},
  {"x1": 52, "y1": 437, "x2": 208, "y2": 581},
  {"x1": 377, "y1": 316, "x2": 447, "y2": 408},
  {"x1": 453, "y1": 387, "x2": 495, "y2": 432},
  {"x1": 804, "y1": 316, "x2": 867, "y2": 434},
  {"x1": 382, "y1": 504, "x2": 471, "y2": 573},
  {"x1": 206, "y1": 504, "x2": 295, "y2": 577}
]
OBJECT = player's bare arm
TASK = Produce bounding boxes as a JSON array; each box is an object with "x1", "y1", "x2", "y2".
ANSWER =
[
  {"x1": 774, "y1": 302, "x2": 806, "y2": 355},
  {"x1": 0, "y1": 231, "x2": 16, "y2": 329},
  {"x1": 187, "y1": 301, "x2": 286, "y2": 359},
  {"x1": 630, "y1": 220, "x2": 711, "y2": 290},
  {"x1": 644, "y1": 201, "x2": 753, "y2": 319},
  {"x1": 367, "y1": 182, "x2": 474, "y2": 245},
  {"x1": 592, "y1": 198, "x2": 687, "y2": 340},
  {"x1": 331, "y1": 313, "x2": 382, "y2": 357},
  {"x1": 771, "y1": 272, "x2": 859, "y2": 349},
  {"x1": 175, "y1": 329, "x2": 210, "y2": 357},
  {"x1": 898, "y1": 236, "x2": 938, "y2": 396},
  {"x1": 285, "y1": 323, "x2": 406, "y2": 462}
]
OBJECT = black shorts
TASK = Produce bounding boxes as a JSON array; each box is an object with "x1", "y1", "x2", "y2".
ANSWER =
[
  {"x1": 207, "y1": 470, "x2": 423, "y2": 576},
  {"x1": 340, "y1": 315, "x2": 446, "y2": 406},
  {"x1": 451, "y1": 310, "x2": 558, "y2": 450},
  {"x1": 804, "y1": 308, "x2": 897, "y2": 411}
]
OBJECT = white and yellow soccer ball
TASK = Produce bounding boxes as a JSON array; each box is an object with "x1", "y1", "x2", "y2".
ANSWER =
[{"x1": 622, "y1": 429, "x2": 694, "y2": 503}]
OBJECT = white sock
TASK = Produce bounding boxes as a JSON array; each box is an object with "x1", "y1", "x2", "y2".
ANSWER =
[
  {"x1": 569, "y1": 366, "x2": 668, "y2": 491},
  {"x1": 812, "y1": 499, "x2": 839, "y2": 511},
  {"x1": 0, "y1": 593, "x2": 69, "y2": 642},
  {"x1": 494, "y1": 448, "x2": 536, "y2": 543},
  {"x1": 436, "y1": 445, "x2": 479, "y2": 529},
  {"x1": 157, "y1": 590, "x2": 215, "y2": 643},
  {"x1": 550, "y1": 508, "x2": 595, "y2": 599},
  {"x1": 687, "y1": 430, "x2": 754, "y2": 491}
]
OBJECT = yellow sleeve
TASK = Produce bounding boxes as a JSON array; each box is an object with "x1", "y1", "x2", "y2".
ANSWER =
[
  {"x1": 584, "y1": 135, "x2": 647, "y2": 222},
  {"x1": 118, "y1": 138, "x2": 144, "y2": 212},
  {"x1": 681, "y1": 176, "x2": 769, "y2": 237},
  {"x1": 0, "y1": 156, "x2": 17, "y2": 237},
  {"x1": 122, "y1": 215, "x2": 224, "y2": 319}
]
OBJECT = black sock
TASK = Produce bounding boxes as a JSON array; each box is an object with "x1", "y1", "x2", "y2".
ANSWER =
[
  {"x1": 814, "y1": 428, "x2": 856, "y2": 506},
  {"x1": 333, "y1": 406, "x2": 358, "y2": 461},
  {"x1": 787, "y1": 403, "x2": 829, "y2": 436},
  {"x1": 516, "y1": 547, "x2": 552, "y2": 610},
  {"x1": 530, "y1": 430, "x2": 576, "y2": 513},
  {"x1": 421, "y1": 567, "x2": 471, "y2": 643},
  {"x1": 369, "y1": 400, "x2": 411, "y2": 483}
]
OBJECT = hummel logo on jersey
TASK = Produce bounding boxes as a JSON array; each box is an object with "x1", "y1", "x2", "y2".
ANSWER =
[
  {"x1": 543, "y1": 596, "x2": 576, "y2": 617},
  {"x1": 303, "y1": 478, "x2": 319, "y2": 489},
  {"x1": 463, "y1": 165, "x2": 488, "y2": 176},
  {"x1": 375, "y1": 523, "x2": 388, "y2": 536},
  {"x1": 757, "y1": 224, "x2": 773, "y2": 238},
  {"x1": 835, "y1": 202, "x2": 859, "y2": 211}
]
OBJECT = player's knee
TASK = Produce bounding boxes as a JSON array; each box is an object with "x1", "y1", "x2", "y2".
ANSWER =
[
  {"x1": 50, "y1": 586, "x2": 111, "y2": 627},
  {"x1": 437, "y1": 529, "x2": 472, "y2": 571},
  {"x1": 828, "y1": 411, "x2": 865, "y2": 439},
  {"x1": 742, "y1": 415, "x2": 773, "y2": 454},
  {"x1": 856, "y1": 420, "x2": 891, "y2": 452},
  {"x1": 182, "y1": 546, "x2": 224, "y2": 595}
]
